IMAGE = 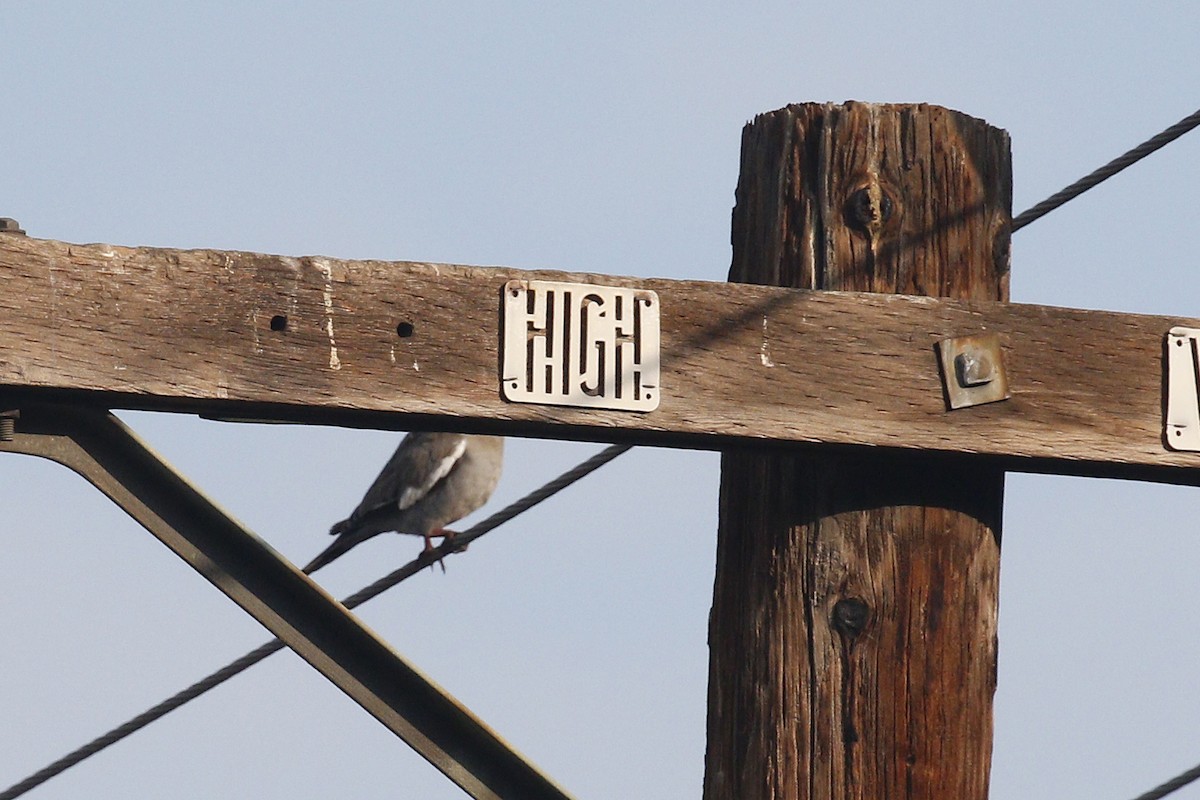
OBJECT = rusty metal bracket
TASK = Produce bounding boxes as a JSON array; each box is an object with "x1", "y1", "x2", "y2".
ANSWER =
[{"x1": 0, "y1": 405, "x2": 572, "y2": 800}]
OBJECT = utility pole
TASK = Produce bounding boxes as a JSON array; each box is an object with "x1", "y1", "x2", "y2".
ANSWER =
[
  {"x1": 4, "y1": 103, "x2": 1200, "y2": 800},
  {"x1": 705, "y1": 103, "x2": 1011, "y2": 799}
]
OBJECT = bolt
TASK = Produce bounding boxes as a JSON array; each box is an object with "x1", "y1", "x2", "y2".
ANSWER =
[
  {"x1": 0, "y1": 218, "x2": 26, "y2": 235},
  {"x1": 0, "y1": 417, "x2": 14, "y2": 442},
  {"x1": 954, "y1": 348, "x2": 995, "y2": 388}
]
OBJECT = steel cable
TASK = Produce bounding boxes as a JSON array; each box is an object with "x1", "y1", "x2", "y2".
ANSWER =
[
  {"x1": 1012, "y1": 107, "x2": 1200, "y2": 231},
  {"x1": 1128, "y1": 761, "x2": 1200, "y2": 800}
]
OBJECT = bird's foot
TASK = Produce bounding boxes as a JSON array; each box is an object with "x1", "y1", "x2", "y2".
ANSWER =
[
  {"x1": 442, "y1": 529, "x2": 468, "y2": 554},
  {"x1": 422, "y1": 529, "x2": 466, "y2": 574}
]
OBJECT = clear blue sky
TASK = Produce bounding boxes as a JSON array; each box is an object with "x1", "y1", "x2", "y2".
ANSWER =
[{"x1": 3, "y1": 2, "x2": 1199, "y2": 798}]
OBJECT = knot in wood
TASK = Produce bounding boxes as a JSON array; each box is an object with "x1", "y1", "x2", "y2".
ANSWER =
[
  {"x1": 832, "y1": 596, "x2": 871, "y2": 640},
  {"x1": 845, "y1": 185, "x2": 894, "y2": 233},
  {"x1": 992, "y1": 226, "x2": 1012, "y2": 275}
]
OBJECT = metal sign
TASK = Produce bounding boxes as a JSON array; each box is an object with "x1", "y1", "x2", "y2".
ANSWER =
[
  {"x1": 1165, "y1": 326, "x2": 1200, "y2": 451},
  {"x1": 501, "y1": 280, "x2": 660, "y2": 412}
]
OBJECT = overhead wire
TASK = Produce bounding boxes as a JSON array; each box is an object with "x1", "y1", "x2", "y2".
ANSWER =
[
  {"x1": 1128, "y1": 761, "x2": 1200, "y2": 800},
  {"x1": 7, "y1": 105, "x2": 1200, "y2": 800},
  {"x1": 1012, "y1": 107, "x2": 1200, "y2": 231},
  {"x1": 0, "y1": 444, "x2": 631, "y2": 800}
]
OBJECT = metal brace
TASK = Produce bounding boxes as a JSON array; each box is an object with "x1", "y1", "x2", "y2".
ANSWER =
[{"x1": 0, "y1": 405, "x2": 572, "y2": 800}]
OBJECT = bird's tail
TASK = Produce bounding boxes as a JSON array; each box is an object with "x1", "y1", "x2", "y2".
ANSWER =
[{"x1": 301, "y1": 521, "x2": 368, "y2": 574}]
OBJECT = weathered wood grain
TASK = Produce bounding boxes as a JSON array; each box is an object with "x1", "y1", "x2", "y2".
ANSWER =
[
  {"x1": 0, "y1": 226, "x2": 1197, "y2": 483},
  {"x1": 705, "y1": 102, "x2": 1005, "y2": 800}
]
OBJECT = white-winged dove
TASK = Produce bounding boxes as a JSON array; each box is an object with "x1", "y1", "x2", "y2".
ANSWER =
[{"x1": 303, "y1": 433, "x2": 504, "y2": 573}]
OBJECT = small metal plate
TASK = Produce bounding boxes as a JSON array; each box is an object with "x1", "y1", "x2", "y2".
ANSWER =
[
  {"x1": 936, "y1": 333, "x2": 1009, "y2": 410},
  {"x1": 501, "y1": 280, "x2": 660, "y2": 412},
  {"x1": 1165, "y1": 327, "x2": 1200, "y2": 451}
]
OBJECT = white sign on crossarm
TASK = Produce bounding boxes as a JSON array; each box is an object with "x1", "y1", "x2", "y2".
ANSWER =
[
  {"x1": 501, "y1": 280, "x2": 660, "y2": 412},
  {"x1": 1166, "y1": 326, "x2": 1200, "y2": 451}
]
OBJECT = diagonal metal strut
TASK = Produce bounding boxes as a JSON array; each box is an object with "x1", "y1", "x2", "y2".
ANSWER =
[{"x1": 0, "y1": 405, "x2": 573, "y2": 800}]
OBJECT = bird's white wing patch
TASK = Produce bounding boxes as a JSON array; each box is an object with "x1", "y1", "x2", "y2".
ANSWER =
[{"x1": 396, "y1": 437, "x2": 466, "y2": 510}]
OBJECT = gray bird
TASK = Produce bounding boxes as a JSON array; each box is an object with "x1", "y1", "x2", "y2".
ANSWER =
[{"x1": 303, "y1": 433, "x2": 504, "y2": 573}]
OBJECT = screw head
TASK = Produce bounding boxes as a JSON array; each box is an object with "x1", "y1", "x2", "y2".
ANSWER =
[{"x1": 0, "y1": 218, "x2": 26, "y2": 235}]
